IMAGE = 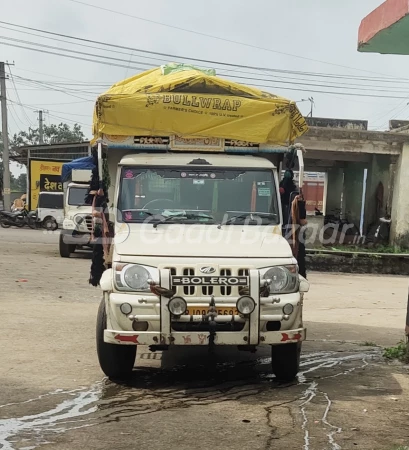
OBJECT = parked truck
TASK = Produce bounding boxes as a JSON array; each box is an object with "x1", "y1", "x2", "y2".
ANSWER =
[
  {"x1": 88, "y1": 64, "x2": 310, "y2": 381},
  {"x1": 36, "y1": 192, "x2": 64, "y2": 230},
  {"x1": 59, "y1": 159, "x2": 94, "y2": 258}
]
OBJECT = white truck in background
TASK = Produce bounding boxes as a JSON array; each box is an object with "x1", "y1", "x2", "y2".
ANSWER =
[
  {"x1": 36, "y1": 192, "x2": 64, "y2": 231},
  {"x1": 59, "y1": 169, "x2": 93, "y2": 258}
]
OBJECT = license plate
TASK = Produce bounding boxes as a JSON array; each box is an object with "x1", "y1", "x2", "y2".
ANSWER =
[{"x1": 184, "y1": 307, "x2": 239, "y2": 316}]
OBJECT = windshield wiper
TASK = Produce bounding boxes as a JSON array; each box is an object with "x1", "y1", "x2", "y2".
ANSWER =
[
  {"x1": 217, "y1": 212, "x2": 276, "y2": 229},
  {"x1": 153, "y1": 212, "x2": 214, "y2": 228}
]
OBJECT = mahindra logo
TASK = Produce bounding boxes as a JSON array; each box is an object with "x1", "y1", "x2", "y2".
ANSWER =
[{"x1": 199, "y1": 266, "x2": 216, "y2": 274}]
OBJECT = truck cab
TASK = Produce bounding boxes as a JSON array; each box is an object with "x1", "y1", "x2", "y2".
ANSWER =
[
  {"x1": 59, "y1": 169, "x2": 93, "y2": 258},
  {"x1": 97, "y1": 149, "x2": 309, "y2": 381}
]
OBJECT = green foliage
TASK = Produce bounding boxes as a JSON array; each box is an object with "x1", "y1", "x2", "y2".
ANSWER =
[
  {"x1": 10, "y1": 173, "x2": 27, "y2": 192},
  {"x1": 11, "y1": 122, "x2": 85, "y2": 146},
  {"x1": 384, "y1": 341, "x2": 409, "y2": 363}
]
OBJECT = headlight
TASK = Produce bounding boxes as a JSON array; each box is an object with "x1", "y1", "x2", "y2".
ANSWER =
[
  {"x1": 124, "y1": 265, "x2": 150, "y2": 290},
  {"x1": 262, "y1": 265, "x2": 298, "y2": 294},
  {"x1": 168, "y1": 297, "x2": 187, "y2": 316},
  {"x1": 236, "y1": 296, "x2": 256, "y2": 315},
  {"x1": 115, "y1": 264, "x2": 158, "y2": 292}
]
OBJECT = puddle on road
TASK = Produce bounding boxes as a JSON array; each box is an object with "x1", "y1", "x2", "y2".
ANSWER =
[{"x1": 0, "y1": 349, "x2": 381, "y2": 450}]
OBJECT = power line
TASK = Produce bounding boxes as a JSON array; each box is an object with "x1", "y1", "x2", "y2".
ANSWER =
[
  {"x1": 62, "y1": 0, "x2": 404, "y2": 78},
  {"x1": 0, "y1": 40, "x2": 152, "y2": 80},
  {"x1": 14, "y1": 69, "x2": 409, "y2": 99},
  {"x1": 3, "y1": 26, "x2": 409, "y2": 105},
  {"x1": 0, "y1": 30, "x2": 409, "y2": 92},
  {"x1": 23, "y1": 100, "x2": 93, "y2": 106},
  {"x1": 13, "y1": 77, "x2": 103, "y2": 95},
  {"x1": 0, "y1": 23, "x2": 173, "y2": 71},
  {"x1": 7, "y1": 65, "x2": 34, "y2": 126},
  {"x1": 8, "y1": 99, "x2": 92, "y2": 117},
  {"x1": 1, "y1": 65, "x2": 96, "y2": 101},
  {"x1": 6, "y1": 96, "x2": 25, "y2": 132},
  {"x1": 17, "y1": 66, "x2": 409, "y2": 97},
  {"x1": 4, "y1": 21, "x2": 409, "y2": 98},
  {"x1": 7, "y1": 22, "x2": 409, "y2": 90},
  {"x1": 0, "y1": 35, "x2": 153, "y2": 73},
  {"x1": 8, "y1": 100, "x2": 92, "y2": 128},
  {"x1": 4, "y1": 42, "x2": 409, "y2": 101},
  {"x1": 47, "y1": 112, "x2": 91, "y2": 128},
  {"x1": 216, "y1": 71, "x2": 409, "y2": 94},
  {"x1": 5, "y1": 35, "x2": 409, "y2": 98},
  {"x1": 11, "y1": 66, "x2": 409, "y2": 102},
  {"x1": 10, "y1": 65, "x2": 110, "y2": 84},
  {"x1": 2, "y1": 19, "x2": 409, "y2": 84}
]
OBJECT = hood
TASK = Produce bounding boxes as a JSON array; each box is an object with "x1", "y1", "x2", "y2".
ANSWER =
[
  {"x1": 66, "y1": 205, "x2": 92, "y2": 216},
  {"x1": 114, "y1": 224, "x2": 292, "y2": 258}
]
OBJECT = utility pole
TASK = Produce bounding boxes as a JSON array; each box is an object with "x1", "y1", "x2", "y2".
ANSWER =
[
  {"x1": 38, "y1": 110, "x2": 44, "y2": 144},
  {"x1": 35, "y1": 110, "x2": 46, "y2": 144},
  {"x1": 0, "y1": 62, "x2": 11, "y2": 211},
  {"x1": 308, "y1": 97, "x2": 315, "y2": 117}
]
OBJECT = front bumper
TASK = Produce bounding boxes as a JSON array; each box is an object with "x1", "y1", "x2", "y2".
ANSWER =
[
  {"x1": 104, "y1": 328, "x2": 306, "y2": 346},
  {"x1": 104, "y1": 268, "x2": 306, "y2": 347},
  {"x1": 60, "y1": 228, "x2": 91, "y2": 245}
]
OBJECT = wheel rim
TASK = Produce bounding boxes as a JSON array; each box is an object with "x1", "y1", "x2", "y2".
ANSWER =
[{"x1": 44, "y1": 220, "x2": 57, "y2": 231}]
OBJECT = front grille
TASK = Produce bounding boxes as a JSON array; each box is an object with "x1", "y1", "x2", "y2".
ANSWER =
[
  {"x1": 166, "y1": 266, "x2": 251, "y2": 297},
  {"x1": 183, "y1": 268, "x2": 195, "y2": 296},
  {"x1": 85, "y1": 215, "x2": 93, "y2": 231},
  {"x1": 220, "y1": 269, "x2": 232, "y2": 296}
]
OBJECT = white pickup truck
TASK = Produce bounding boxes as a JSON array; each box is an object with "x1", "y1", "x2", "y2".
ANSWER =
[
  {"x1": 95, "y1": 140, "x2": 309, "y2": 382},
  {"x1": 36, "y1": 192, "x2": 64, "y2": 231},
  {"x1": 59, "y1": 169, "x2": 93, "y2": 258},
  {"x1": 88, "y1": 63, "x2": 310, "y2": 382}
]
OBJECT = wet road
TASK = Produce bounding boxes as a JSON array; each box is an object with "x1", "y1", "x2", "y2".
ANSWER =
[
  {"x1": 0, "y1": 344, "x2": 389, "y2": 450},
  {"x1": 1, "y1": 228, "x2": 409, "y2": 450}
]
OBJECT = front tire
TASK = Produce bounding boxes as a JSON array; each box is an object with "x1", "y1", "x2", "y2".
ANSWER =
[
  {"x1": 59, "y1": 233, "x2": 75, "y2": 257},
  {"x1": 96, "y1": 298, "x2": 136, "y2": 379},
  {"x1": 271, "y1": 343, "x2": 301, "y2": 382},
  {"x1": 43, "y1": 217, "x2": 58, "y2": 231}
]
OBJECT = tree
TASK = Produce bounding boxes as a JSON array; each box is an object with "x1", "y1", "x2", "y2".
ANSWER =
[
  {"x1": 12, "y1": 122, "x2": 85, "y2": 146},
  {"x1": 10, "y1": 173, "x2": 27, "y2": 192}
]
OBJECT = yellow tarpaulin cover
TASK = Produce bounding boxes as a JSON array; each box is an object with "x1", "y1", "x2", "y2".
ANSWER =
[{"x1": 92, "y1": 64, "x2": 308, "y2": 145}]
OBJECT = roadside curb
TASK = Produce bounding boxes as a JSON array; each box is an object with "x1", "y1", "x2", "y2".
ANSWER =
[{"x1": 306, "y1": 249, "x2": 409, "y2": 275}]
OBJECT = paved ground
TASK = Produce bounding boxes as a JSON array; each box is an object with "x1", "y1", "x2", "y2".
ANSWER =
[{"x1": 1, "y1": 227, "x2": 409, "y2": 450}]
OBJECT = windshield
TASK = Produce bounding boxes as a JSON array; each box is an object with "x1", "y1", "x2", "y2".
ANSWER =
[
  {"x1": 68, "y1": 187, "x2": 88, "y2": 206},
  {"x1": 38, "y1": 193, "x2": 63, "y2": 209},
  {"x1": 118, "y1": 166, "x2": 279, "y2": 225}
]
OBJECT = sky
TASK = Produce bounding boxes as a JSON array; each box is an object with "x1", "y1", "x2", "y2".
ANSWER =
[{"x1": 1, "y1": 0, "x2": 409, "y2": 174}]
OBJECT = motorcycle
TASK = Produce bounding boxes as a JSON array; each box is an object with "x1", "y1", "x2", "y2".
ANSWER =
[
  {"x1": 0, "y1": 209, "x2": 37, "y2": 229},
  {"x1": 374, "y1": 215, "x2": 391, "y2": 243},
  {"x1": 365, "y1": 215, "x2": 391, "y2": 246}
]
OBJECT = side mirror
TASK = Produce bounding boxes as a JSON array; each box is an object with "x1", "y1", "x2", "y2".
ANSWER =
[{"x1": 299, "y1": 275, "x2": 309, "y2": 293}]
